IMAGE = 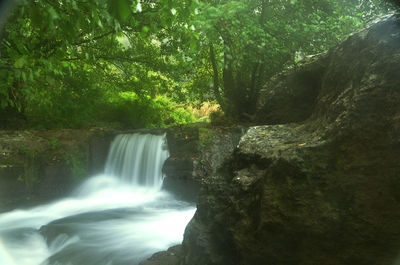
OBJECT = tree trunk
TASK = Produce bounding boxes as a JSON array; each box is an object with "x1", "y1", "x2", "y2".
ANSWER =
[{"x1": 209, "y1": 43, "x2": 224, "y2": 108}]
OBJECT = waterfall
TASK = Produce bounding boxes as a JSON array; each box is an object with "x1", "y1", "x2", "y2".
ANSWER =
[
  {"x1": 0, "y1": 132, "x2": 195, "y2": 265},
  {"x1": 104, "y1": 133, "x2": 169, "y2": 189}
]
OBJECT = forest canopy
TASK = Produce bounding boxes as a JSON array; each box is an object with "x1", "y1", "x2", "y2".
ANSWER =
[{"x1": 0, "y1": 0, "x2": 395, "y2": 129}]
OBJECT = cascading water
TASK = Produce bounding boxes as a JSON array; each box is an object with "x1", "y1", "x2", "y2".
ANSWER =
[
  {"x1": 0, "y1": 133, "x2": 195, "y2": 265},
  {"x1": 105, "y1": 134, "x2": 169, "y2": 188}
]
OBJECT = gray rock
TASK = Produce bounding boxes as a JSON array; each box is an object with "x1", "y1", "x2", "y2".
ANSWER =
[
  {"x1": 256, "y1": 53, "x2": 329, "y2": 124},
  {"x1": 163, "y1": 125, "x2": 244, "y2": 202},
  {"x1": 182, "y1": 14, "x2": 400, "y2": 265}
]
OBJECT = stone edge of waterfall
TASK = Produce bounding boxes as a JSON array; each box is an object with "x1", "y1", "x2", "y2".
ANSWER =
[{"x1": 0, "y1": 125, "x2": 246, "y2": 212}]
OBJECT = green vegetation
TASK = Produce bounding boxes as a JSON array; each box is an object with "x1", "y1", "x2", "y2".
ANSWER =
[
  {"x1": 48, "y1": 137, "x2": 60, "y2": 150},
  {"x1": 17, "y1": 146, "x2": 39, "y2": 189},
  {"x1": 65, "y1": 151, "x2": 87, "y2": 180},
  {"x1": 0, "y1": 0, "x2": 394, "y2": 128},
  {"x1": 98, "y1": 92, "x2": 197, "y2": 128},
  {"x1": 199, "y1": 127, "x2": 217, "y2": 148}
]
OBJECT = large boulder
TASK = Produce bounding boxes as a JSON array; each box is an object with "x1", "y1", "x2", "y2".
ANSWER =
[
  {"x1": 182, "y1": 14, "x2": 400, "y2": 265},
  {"x1": 162, "y1": 124, "x2": 244, "y2": 202},
  {"x1": 256, "y1": 53, "x2": 329, "y2": 124}
]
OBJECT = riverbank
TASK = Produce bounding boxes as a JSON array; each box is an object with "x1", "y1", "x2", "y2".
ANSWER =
[
  {"x1": 0, "y1": 128, "x2": 114, "y2": 211},
  {"x1": 0, "y1": 123, "x2": 245, "y2": 211}
]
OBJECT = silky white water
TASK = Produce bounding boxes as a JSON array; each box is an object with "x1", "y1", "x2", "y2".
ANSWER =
[{"x1": 0, "y1": 133, "x2": 195, "y2": 265}]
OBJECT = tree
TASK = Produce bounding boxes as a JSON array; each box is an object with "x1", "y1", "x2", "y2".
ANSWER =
[
  {"x1": 0, "y1": 0, "x2": 394, "y2": 128},
  {"x1": 0, "y1": 0, "x2": 195, "y2": 128},
  {"x1": 178, "y1": 0, "x2": 394, "y2": 120}
]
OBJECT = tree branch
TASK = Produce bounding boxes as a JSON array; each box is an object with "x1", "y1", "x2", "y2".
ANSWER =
[
  {"x1": 63, "y1": 55, "x2": 150, "y2": 64},
  {"x1": 73, "y1": 30, "x2": 116, "y2": 46}
]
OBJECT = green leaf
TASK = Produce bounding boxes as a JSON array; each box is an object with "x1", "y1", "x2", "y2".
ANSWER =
[
  {"x1": 108, "y1": 0, "x2": 131, "y2": 22},
  {"x1": 71, "y1": 1, "x2": 78, "y2": 10},
  {"x1": 29, "y1": 6, "x2": 42, "y2": 27},
  {"x1": 14, "y1": 57, "x2": 26, "y2": 68},
  {"x1": 142, "y1": 26, "x2": 149, "y2": 34},
  {"x1": 46, "y1": 76, "x2": 55, "y2": 85},
  {"x1": 136, "y1": 2, "x2": 142, "y2": 12},
  {"x1": 1, "y1": 100, "x2": 8, "y2": 109},
  {"x1": 28, "y1": 69, "x2": 34, "y2": 81},
  {"x1": 48, "y1": 7, "x2": 60, "y2": 20},
  {"x1": 189, "y1": 38, "x2": 197, "y2": 50}
]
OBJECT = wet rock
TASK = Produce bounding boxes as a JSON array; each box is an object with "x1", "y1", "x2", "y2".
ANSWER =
[
  {"x1": 182, "y1": 14, "x2": 400, "y2": 265},
  {"x1": 0, "y1": 128, "x2": 113, "y2": 211},
  {"x1": 163, "y1": 125, "x2": 244, "y2": 202},
  {"x1": 256, "y1": 53, "x2": 329, "y2": 124},
  {"x1": 139, "y1": 245, "x2": 183, "y2": 265},
  {"x1": 88, "y1": 133, "x2": 114, "y2": 175}
]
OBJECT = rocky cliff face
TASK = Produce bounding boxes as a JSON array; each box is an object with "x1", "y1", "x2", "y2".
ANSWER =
[
  {"x1": 163, "y1": 124, "x2": 244, "y2": 202},
  {"x1": 182, "y1": 14, "x2": 400, "y2": 265},
  {"x1": 0, "y1": 128, "x2": 113, "y2": 211}
]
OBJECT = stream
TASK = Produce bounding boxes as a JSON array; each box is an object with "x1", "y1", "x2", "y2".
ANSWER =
[{"x1": 0, "y1": 133, "x2": 196, "y2": 265}]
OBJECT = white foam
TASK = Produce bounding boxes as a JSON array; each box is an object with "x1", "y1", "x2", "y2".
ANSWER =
[{"x1": 0, "y1": 133, "x2": 195, "y2": 265}]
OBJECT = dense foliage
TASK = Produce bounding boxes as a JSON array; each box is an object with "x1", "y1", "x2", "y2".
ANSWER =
[
  {"x1": 183, "y1": 0, "x2": 394, "y2": 119},
  {"x1": 0, "y1": 0, "x2": 394, "y2": 128}
]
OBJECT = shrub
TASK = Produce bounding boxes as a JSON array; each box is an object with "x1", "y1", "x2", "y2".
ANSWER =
[{"x1": 97, "y1": 92, "x2": 196, "y2": 129}]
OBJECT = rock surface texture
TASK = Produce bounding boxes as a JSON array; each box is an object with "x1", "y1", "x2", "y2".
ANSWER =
[
  {"x1": 0, "y1": 128, "x2": 111, "y2": 211},
  {"x1": 163, "y1": 124, "x2": 244, "y2": 201},
  {"x1": 182, "y1": 14, "x2": 400, "y2": 265},
  {"x1": 139, "y1": 245, "x2": 184, "y2": 265}
]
